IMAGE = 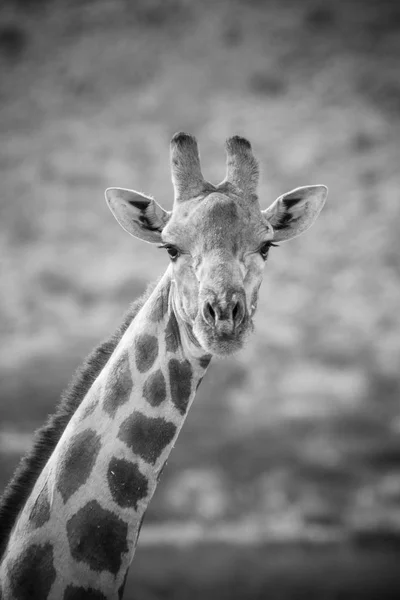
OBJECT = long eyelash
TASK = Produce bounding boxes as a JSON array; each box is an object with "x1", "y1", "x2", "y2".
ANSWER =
[{"x1": 262, "y1": 242, "x2": 279, "y2": 251}]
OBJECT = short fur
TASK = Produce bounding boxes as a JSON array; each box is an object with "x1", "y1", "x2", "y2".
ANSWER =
[
  {"x1": 224, "y1": 136, "x2": 259, "y2": 195},
  {"x1": 170, "y1": 132, "x2": 208, "y2": 202},
  {"x1": 0, "y1": 286, "x2": 154, "y2": 561}
]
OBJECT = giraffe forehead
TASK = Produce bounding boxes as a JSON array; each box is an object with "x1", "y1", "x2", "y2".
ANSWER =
[{"x1": 164, "y1": 193, "x2": 265, "y2": 249}]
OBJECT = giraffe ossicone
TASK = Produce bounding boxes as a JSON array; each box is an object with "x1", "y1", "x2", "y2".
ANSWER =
[{"x1": 0, "y1": 133, "x2": 327, "y2": 599}]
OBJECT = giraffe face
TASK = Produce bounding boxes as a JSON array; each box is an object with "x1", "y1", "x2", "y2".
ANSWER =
[
  {"x1": 160, "y1": 190, "x2": 272, "y2": 355},
  {"x1": 106, "y1": 133, "x2": 327, "y2": 356}
]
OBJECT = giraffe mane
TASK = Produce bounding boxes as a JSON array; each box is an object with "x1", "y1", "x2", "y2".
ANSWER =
[{"x1": 0, "y1": 284, "x2": 155, "y2": 561}]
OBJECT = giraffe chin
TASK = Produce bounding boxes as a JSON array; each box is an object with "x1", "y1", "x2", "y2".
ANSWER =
[{"x1": 193, "y1": 317, "x2": 253, "y2": 357}]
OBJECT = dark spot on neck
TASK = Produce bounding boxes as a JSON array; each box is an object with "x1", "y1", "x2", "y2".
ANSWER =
[
  {"x1": 9, "y1": 543, "x2": 56, "y2": 600},
  {"x1": 143, "y1": 369, "x2": 166, "y2": 407},
  {"x1": 107, "y1": 457, "x2": 148, "y2": 510},
  {"x1": 28, "y1": 483, "x2": 50, "y2": 529},
  {"x1": 165, "y1": 312, "x2": 181, "y2": 353},
  {"x1": 199, "y1": 354, "x2": 212, "y2": 370},
  {"x1": 64, "y1": 585, "x2": 107, "y2": 600},
  {"x1": 135, "y1": 334, "x2": 159, "y2": 373},
  {"x1": 103, "y1": 352, "x2": 133, "y2": 417},
  {"x1": 118, "y1": 412, "x2": 176, "y2": 465},
  {"x1": 149, "y1": 286, "x2": 169, "y2": 322},
  {"x1": 168, "y1": 359, "x2": 193, "y2": 415},
  {"x1": 57, "y1": 429, "x2": 102, "y2": 503},
  {"x1": 67, "y1": 500, "x2": 128, "y2": 576}
]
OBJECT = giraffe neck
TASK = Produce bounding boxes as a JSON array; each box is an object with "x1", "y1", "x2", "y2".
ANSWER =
[{"x1": 0, "y1": 269, "x2": 211, "y2": 599}]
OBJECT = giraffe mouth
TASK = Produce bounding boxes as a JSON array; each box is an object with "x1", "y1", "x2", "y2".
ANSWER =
[{"x1": 193, "y1": 314, "x2": 253, "y2": 357}]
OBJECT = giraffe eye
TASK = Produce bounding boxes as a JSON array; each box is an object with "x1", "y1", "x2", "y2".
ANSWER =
[
  {"x1": 167, "y1": 246, "x2": 179, "y2": 259},
  {"x1": 159, "y1": 244, "x2": 180, "y2": 260},
  {"x1": 259, "y1": 242, "x2": 271, "y2": 259},
  {"x1": 259, "y1": 241, "x2": 278, "y2": 260}
]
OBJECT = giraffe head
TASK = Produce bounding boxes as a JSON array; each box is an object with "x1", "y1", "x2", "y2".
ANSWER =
[{"x1": 106, "y1": 133, "x2": 327, "y2": 356}]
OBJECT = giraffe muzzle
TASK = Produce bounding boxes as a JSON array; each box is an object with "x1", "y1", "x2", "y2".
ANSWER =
[{"x1": 201, "y1": 292, "x2": 246, "y2": 334}]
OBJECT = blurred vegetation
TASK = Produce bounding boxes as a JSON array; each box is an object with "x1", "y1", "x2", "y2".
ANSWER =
[
  {"x1": 127, "y1": 542, "x2": 400, "y2": 600},
  {"x1": 1, "y1": 0, "x2": 400, "y2": 596}
]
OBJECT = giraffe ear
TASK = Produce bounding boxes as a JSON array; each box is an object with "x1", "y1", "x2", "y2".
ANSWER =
[
  {"x1": 105, "y1": 187, "x2": 171, "y2": 244},
  {"x1": 262, "y1": 185, "x2": 328, "y2": 242}
]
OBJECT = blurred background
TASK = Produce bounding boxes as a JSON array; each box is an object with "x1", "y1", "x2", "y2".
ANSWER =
[{"x1": 1, "y1": 0, "x2": 400, "y2": 597}]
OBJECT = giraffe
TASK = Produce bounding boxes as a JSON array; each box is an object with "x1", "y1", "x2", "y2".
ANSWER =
[{"x1": 0, "y1": 133, "x2": 327, "y2": 599}]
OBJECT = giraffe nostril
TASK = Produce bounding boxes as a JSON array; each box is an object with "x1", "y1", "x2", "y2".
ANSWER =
[
  {"x1": 232, "y1": 298, "x2": 245, "y2": 328},
  {"x1": 208, "y1": 303, "x2": 216, "y2": 322},
  {"x1": 202, "y1": 297, "x2": 245, "y2": 330},
  {"x1": 202, "y1": 301, "x2": 217, "y2": 326},
  {"x1": 232, "y1": 301, "x2": 240, "y2": 321}
]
